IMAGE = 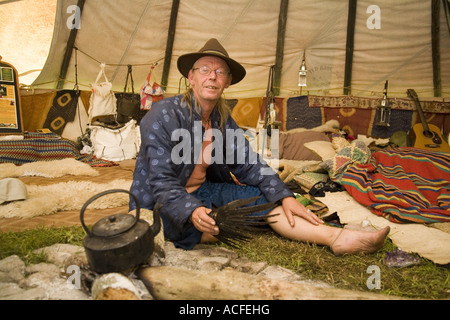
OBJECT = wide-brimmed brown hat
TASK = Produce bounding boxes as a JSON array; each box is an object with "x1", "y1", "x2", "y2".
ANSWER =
[{"x1": 177, "y1": 38, "x2": 246, "y2": 85}]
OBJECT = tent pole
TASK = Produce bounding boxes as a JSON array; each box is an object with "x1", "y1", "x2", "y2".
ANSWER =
[
  {"x1": 443, "y1": 0, "x2": 450, "y2": 35},
  {"x1": 57, "y1": 0, "x2": 85, "y2": 90},
  {"x1": 343, "y1": 0, "x2": 357, "y2": 96},
  {"x1": 431, "y1": 0, "x2": 441, "y2": 97},
  {"x1": 273, "y1": 0, "x2": 289, "y2": 97},
  {"x1": 161, "y1": 0, "x2": 180, "y2": 91}
]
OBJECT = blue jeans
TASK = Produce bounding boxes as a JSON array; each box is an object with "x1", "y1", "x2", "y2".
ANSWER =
[{"x1": 173, "y1": 181, "x2": 272, "y2": 250}]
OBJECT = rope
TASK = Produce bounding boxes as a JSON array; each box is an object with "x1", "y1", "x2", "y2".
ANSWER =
[{"x1": 75, "y1": 46, "x2": 164, "y2": 67}]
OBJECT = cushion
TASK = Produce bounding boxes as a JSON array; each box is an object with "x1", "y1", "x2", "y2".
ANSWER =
[
  {"x1": 304, "y1": 141, "x2": 336, "y2": 161},
  {"x1": 279, "y1": 131, "x2": 331, "y2": 161},
  {"x1": 321, "y1": 140, "x2": 371, "y2": 183}
]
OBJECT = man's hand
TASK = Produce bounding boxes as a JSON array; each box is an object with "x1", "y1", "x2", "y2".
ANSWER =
[
  {"x1": 191, "y1": 206, "x2": 219, "y2": 235},
  {"x1": 281, "y1": 196, "x2": 324, "y2": 227}
]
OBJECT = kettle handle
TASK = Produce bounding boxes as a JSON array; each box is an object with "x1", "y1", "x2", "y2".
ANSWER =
[{"x1": 80, "y1": 189, "x2": 140, "y2": 236}]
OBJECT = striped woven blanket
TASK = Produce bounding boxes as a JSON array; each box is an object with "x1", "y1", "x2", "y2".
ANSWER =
[
  {"x1": 0, "y1": 132, "x2": 116, "y2": 167},
  {"x1": 341, "y1": 147, "x2": 450, "y2": 223}
]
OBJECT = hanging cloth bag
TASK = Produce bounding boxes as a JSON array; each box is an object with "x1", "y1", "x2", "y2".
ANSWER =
[
  {"x1": 117, "y1": 65, "x2": 140, "y2": 123},
  {"x1": 88, "y1": 63, "x2": 117, "y2": 124},
  {"x1": 140, "y1": 64, "x2": 164, "y2": 110}
]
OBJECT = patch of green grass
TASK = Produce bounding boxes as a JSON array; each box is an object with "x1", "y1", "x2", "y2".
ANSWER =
[
  {"x1": 0, "y1": 226, "x2": 85, "y2": 265},
  {"x1": 0, "y1": 226, "x2": 448, "y2": 299},
  {"x1": 222, "y1": 232, "x2": 450, "y2": 299}
]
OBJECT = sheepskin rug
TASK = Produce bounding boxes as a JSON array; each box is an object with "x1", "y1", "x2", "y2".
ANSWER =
[
  {"x1": 0, "y1": 179, "x2": 132, "y2": 219},
  {"x1": 0, "y1": 158, "x2": 100, "y2": 179}
]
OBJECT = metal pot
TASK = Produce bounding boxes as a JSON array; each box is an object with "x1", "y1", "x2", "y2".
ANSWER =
[{"x1": 80, "y1": 189, "x2": 161, "y2": 273}]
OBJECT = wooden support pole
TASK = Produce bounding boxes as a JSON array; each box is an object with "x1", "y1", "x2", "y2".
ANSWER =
[
  {"x1": 161, "y1": 0, "x2": 180, "y2": 91},
  {"x1": 431, "y1": 0, "x2": 441, "y2": 97},
  {"x1": 343, "y1": 0, "x2": 357, "y2": 95},
  {"x1": 57, "y1": 0, "x2": 85, "y2": 90},
  {"x1": 273, "y1": 0, "x2": 289, "y2": 97},
  {"x1": 443, "y1": 0, "x2": 450, "y2": 35}
]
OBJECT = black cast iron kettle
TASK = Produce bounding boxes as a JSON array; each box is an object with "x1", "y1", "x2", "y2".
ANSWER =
[{"x1": 80, "y1": 189, "x2": 161, "y2": 274}]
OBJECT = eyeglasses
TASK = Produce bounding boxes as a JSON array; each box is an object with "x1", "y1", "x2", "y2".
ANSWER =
[{"x1": 192, "y1": 66, "x2": 230, "y2": 78}]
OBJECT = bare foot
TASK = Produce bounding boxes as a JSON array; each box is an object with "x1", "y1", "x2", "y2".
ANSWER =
[{"x1": 331, "y1": 226, "x2": 390, "y2": 256}]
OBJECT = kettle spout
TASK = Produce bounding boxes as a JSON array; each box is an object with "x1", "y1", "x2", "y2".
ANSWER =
[{"x1": 151, "y1": 203, "x2": 162, "y2": 237}]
